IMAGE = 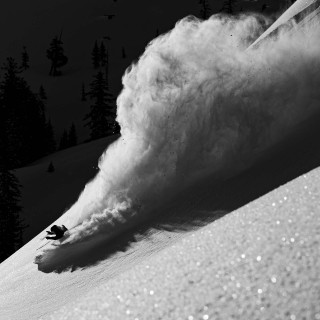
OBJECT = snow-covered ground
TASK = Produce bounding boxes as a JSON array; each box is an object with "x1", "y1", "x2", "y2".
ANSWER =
[
  {"x1": 50, "y1": 167, "x2": 320, "y2": 320},
  {"x1": 2, "y1": 107, "x2": 320, "y2": 319},
  {"x1": 3, "y1": 94, "x2": 320, "y2": 320},
  {"x1": 1, "y1": 159, "x2": 320, "y2": 320}
]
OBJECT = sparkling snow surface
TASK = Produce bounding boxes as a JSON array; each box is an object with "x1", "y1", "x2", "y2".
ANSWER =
[{"x1": 49, "y1": 170, "x2": 320, "y2": 320}]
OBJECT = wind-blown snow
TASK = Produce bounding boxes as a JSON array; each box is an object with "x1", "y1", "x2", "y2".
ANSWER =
[{"x1": 38, "y1": 12, "x2": 320, "y2": 257}]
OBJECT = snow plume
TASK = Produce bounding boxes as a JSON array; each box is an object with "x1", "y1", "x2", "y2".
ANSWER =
[{"x1": 62, "y1": 13, "x2": 320, "y2": 243}]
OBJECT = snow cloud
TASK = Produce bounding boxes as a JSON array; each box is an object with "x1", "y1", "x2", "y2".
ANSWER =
[{"x1": 60, "y1": 13, "x2": 320, "y2": 243}]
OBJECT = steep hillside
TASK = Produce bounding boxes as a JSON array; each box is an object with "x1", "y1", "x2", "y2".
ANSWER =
[{"x1": 1, "y1": 155, "x2": 320, "y2": 320}]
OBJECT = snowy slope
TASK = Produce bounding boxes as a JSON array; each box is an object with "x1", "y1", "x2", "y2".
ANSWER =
[
  {"x1": 2, "y1": 109, "x2": 320, "y2": 319},
  {"x1": 1, "y1": 149, "x2": 320, "y2": 320},
  {"x1": 49, "y1": 166, "x2": 320, "y2": 320}
]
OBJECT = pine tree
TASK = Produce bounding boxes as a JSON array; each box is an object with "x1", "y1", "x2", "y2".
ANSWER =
[
  {"x1": 59, "y1": 130, "x2": 69, "y2": 150},
  {"x1": 46, "y1": 34, "x2": 68, "y2": 76},
  {"x1": 199, "y1": 0, "x2": 211, "y2": 19},
  {"x1": 84, "y1": 71, "x2": 116, "y2": 139},
  {"x1": 21, "y1": 46, "x2": 30, "y2": 71},
  {"x1": 0, "y1": 57, "x2": 49, "y2": 167},
  {"x1": 35, "y1": 97, "x2": 49, "y2": 157},
  {"x1": 68, "y1": 123, "x2": 78, "y2": 147},
  {"x1": 0, "y1": 58, "x2": 23, "y2": 169},
  {"x1": 0, "y1": 168, "x2": 25, "y2": 262},
  {"x1": 221, "y1": 0, "x2": 238, "y2": 14},
  {"x1": 39, "y1": 85, "x2": 47, "y2": 100},
  {"x1": 47, "y1": 161, "x2": 55, "y2": 173},
  {"x1": 45, "y1": 120, "x2": 56, "y2": 154},
  {"x1": 100, "y1": 42, "x2": 107, "y2": 67},
  {"x1": 104, "y1": 48, "x2": 110, "y2": 86},
  {"x1": 0, "y1": 115, "x2": 25, "y2": 262},
  {"x1": 122, "y1": 46, "x2": 127, "y2": 59},
  {"x1": 81, "y1": 83, "x2": 87, "y2": 101},
  {"x1": 92, "y1": 41, "x2": 100, "y2": 69}
]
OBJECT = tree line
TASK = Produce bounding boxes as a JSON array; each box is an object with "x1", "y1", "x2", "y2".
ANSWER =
[
  {"x1": 198, "y1": 0, "x2": 272, "y2": 19},
  {"x1": 82, "y1": 39, "x2": 120, "y2": 139},
  {"x1": 0, "y1": 57, "x2": 56, "y2": 168},
  {"x1": 46, "y1": 33, "x2": 120, "y2": 140},
  {"x1": 0, "y1": 55, "x2": 53, "y2": 262},
  {"x1": 0, "y1": 35, "x2": 121, "y2": 261}
]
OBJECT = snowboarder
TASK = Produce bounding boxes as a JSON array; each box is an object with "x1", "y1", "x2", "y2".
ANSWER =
[{"x1": 45, "y1": 225, "x2": 68, "y2": 240}]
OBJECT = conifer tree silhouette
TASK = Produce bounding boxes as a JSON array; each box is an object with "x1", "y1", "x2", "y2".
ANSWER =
[
  {"x1": 199, "y1": 0, "x2": 211, "y2": 19},
  {"x1": 0, "y1": 116, "x2": 25, "y2": 262},
  {"x1": 59, "y1": 129, "x2": 69, "y2": 150},
  {"x1": 45, "y1": 120, "x2": 56, "y2": 154},
  {"x1": 81, "y1": 83, "x2": 87, "y2": 101},
  {"x1": 122, "y1": 46, "x2": 127, "y2": 59},
  {"x1": 104, "y1": 47, "x2": 110, "y2": 86},
  {"x1": 47, "y1": 33, "x2": 68, "y2": 76},
  {"x1": 0, "y1": 168, "x2": 25, "y2": 262},
  {"x1": 92, "y1": 40, "x2": 100, "y2": 69},
  {"x1": 84, "y1": 71, "x2": 116, "y2": 139},
  {"x1": 47, "y1": 161, "x2": 55, "y2": 173},
  {"x1": 68, "y1": 123, "x2": 78, "y2": 147},
  {"x1": 21, "y1": 46, "x2": 30, "y2": 71},
  {"x1": 221, "y1": 0, "x2": 238, "y2": 14},
  {"x1": 39, "y1": 85, "x2": 47, "y2": 100},
  {"x1": 100, "y1": 42, "x2": 107, "y2": 67},
  {"x1": 0, "y1": 57, "x2": 49, "y2": 166}
]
